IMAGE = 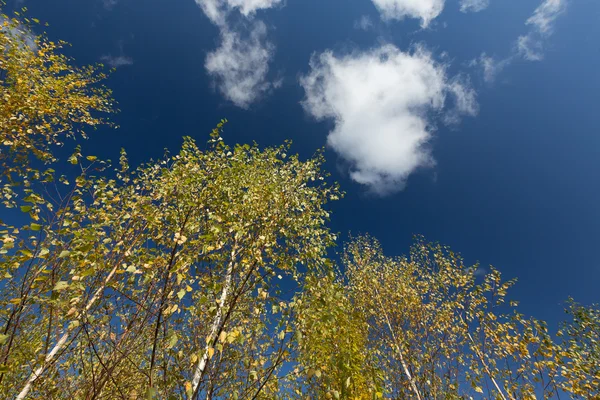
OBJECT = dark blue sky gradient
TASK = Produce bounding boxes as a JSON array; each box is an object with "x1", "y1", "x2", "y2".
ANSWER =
[{"x1": 12, "y1": 0, "x2": 600, "y2": 328}]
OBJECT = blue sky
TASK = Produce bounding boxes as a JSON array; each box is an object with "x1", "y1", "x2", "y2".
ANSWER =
[{"x1": 13, "y1": 0, "x2": 600, "y2": 328}]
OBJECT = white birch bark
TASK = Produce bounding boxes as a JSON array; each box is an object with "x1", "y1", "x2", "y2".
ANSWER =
[
  {"x1": 16, "y1": 264, "x2": 120, "y2": 400},
  {"x1": 191, "y1": 246, "x2": 237, "y2": 397}
]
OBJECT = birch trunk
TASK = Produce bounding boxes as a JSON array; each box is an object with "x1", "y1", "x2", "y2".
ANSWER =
[
  {"x1": 190, "y1": 246, "x2": 237, "y2": 398},
  {"x1": 373, "y1": 286, "x2": 423, "y2": 400},
  {"x1": 16, "y1": 263, "x2": 121, "y2": 400}
]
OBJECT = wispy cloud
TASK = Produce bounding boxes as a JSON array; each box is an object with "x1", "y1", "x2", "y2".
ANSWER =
[
  {"x1": 205, "y1": 22, "x2": 275, "y2": 108},
  {"x1": 472, "y1": 0, "x2": 566, "y2": 80},
  {"x1": 100, "y1": 54, "x2": 133, "y2": 68},
  {"x1": 470, "y1": 53, "x2": 512, "y2": 83},
  {"x1": 517, "y1": 0, "x2": 566, "y2": 61},
  {"x1": 100, "y1": 40, "x2": 133, "y2": 68},
  {"x1": 354, "y1": 15, "x2": 374, "y2": 31},
  {"x1": 370, "y1": 0, "x2": 445, "y2": 27},
  {"x1": 300, "y1": 45, "x2": 477, "y2": 194},
  {"x1": 459, "y1": 0, "x2": 490, "y2": 13},
  {"x1": 194, "y1": 0, "x2": 281, "y2": 108},
  {"x1": 525, "y1": 0, "x2": 567, "y2": 35},
  {"x1": 197, "y1": 0, "x2": 282, "y2": 24},
  {"x1": 102, "y1": 0, "x2": 119, "y2": 11}
]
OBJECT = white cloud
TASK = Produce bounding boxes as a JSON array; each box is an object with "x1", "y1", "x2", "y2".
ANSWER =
[
  {"x1": 517, "y1": 0, "x2": 566, "y2": 61},
  {"x1": 205, "y1": 22, "x2": 274, "y2": 109},
  {"x1": 370, "y1": 0, "x2": 445, "y2": 27},
  {"x1": 194, "y1": 0, "x2": 281, "y2": 108},
  {"x1": 300, "y1": 45, "x2": 477, "y2": 194},
  {"x1": 226, "y1": 0, "x2": 282, "y2": 16},
  {"x1": 459, "y1": 0, "x2": 490, "y2": 13},
  {"x1": 354, "y1": 15, "x2": 374, "y2": 31},
  {"x1": 195, "y1": 0, "x2": 282, "y2": 25},
  {"x1": 472, "y1": 0, "x2": 566, "y2": 81},
  {"x1": 103, "y1": 0, "x2": 119, "y2": 11},
  {"x1": 100, "y1": 54, "x2": 133, "y2": 68},
  {"x1": 470, "y1": 53, "x2": 512, "y2": 83},
  {"x1": 517, "y1": 35, "x2": 544, "y2": 61},
  {"x1": 525, "y1": 0, "x2": 566, "y2": 34},
  {"x1": 445, "y1": 76, "x2": 479, "y2": 124}
]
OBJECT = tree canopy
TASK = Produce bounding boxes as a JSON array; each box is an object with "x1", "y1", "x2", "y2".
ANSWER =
[{"x1": 1, "y1": 8, "x2": 598, "y2": 400}]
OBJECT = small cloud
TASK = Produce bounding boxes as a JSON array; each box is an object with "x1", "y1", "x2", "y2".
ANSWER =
[
  {"x1": 473, "y1": 0, "x2": 566, "y2": 82},
  {"x1": 516, "y1": 0, "x2": 567, "y2": 61},
  {"x1": 466, "y1": 266, "x2": 488, "y2": 277},
  {"x1": 205, "y1": 22, "x2": 275, "y2": 109},
  {"x1": 100, "y1": 55, "x2": 133, "y2": 68},
  {"x1": 469, "y1": 53, "x2": 512, "y2": 83},
  {"x1": 526, "y1": 0, "x2": 566, "y2": 35},
  {"x1": 444, "y1": 76, "x2": 479, "y2": 125},
  {"x1": 100, "y1": 40, "x2": 133, "y2": 68},
  {"x1": 516, "y1": 35, "x2": 544, "y2": 61},
  {"x1": 300, "y1": 44, "x2": 477, "y2": 195},
  {"x1": 195, "y1": 0, "x2": 283, "y2": 26},
  {"x1": 459, "y1": 0, "x2": 490, "y2": 13},
  {"x1": 102, "y1": 0, "x2": 119, "y2": 11},
  {"x1": 370, "y1": 0, "x2": 445, "y2": 27},
  {"x1": 194, "y1": 0, "x2": 282, "y2": 108},
  {"x1": 354, "y1": 15, "x2": 374, "y2": 31}
]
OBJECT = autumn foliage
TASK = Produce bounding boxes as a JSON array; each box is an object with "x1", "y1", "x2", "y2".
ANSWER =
[{"x1": 0, "y1": 8, "x2": 598, "y2": 400}]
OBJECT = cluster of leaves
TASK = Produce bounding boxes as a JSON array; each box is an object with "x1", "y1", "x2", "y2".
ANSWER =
[
  {"x1": 1, "y1": 7, "x2": 599, "y2": 400},
  {"x1": 556, "y1": 299, "x2": 600, "y2": 398},
  {"x1": 0, "y1": 120, "x2": 340, "y2": 399},
  {"x1": 342, "y1": 236, "x2": 562, "y2": 400},
  {"x1": 0, "y1": 7, "x2": 115, "y2": 177},
  {"x1": 290, "y1": 236, "x2": 599, "y2": 400}
]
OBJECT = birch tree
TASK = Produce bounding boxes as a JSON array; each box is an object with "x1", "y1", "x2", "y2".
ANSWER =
[
  {"x1": 1, "y1": 126, "x2": 339, "y2": 399},
  {"x1": 0, "y1": 8, "x2": 114, "y2": 176},
  {"x1": 292, "y1": 268, "x2": 383, "y2": 400},
  {"x1": 344, "y1": 236, "x2": 561, "y2": 399},
  {"x1": 556, "y1": 299, "x2": 600, "y2": 399}
]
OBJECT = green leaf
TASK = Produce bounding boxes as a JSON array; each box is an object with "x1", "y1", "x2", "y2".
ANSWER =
[
  {"x1": 30, "y1": 223, "x2": 42, "y2": 231},
  {"x1": 58, "y1": 250, "x2": 71, "y2": 258},
  {"x1": 0, "y1": 334, "x2": 9, "y2": 345},
  {"x1": 145, "y1": 387, "x2": 157, "y2": 400},
  {"x1": 19, "y1": 249, "x2": 33, "y2": 259},
  {"x1": 20, "y1": 206, "x2": 32, "y2": 213},
  {"x1": 81, "y1": 267, "x2": 95, "y2": 278},
  {"x1": 53, "y1": 281, "x2": 69, "y2": 291},
  {"x1": 167, "y1": 334, "x2": 178, "y2": 349},
  {"x1": 68, "y1": 320, "x2": 80, "y2": 330}
]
